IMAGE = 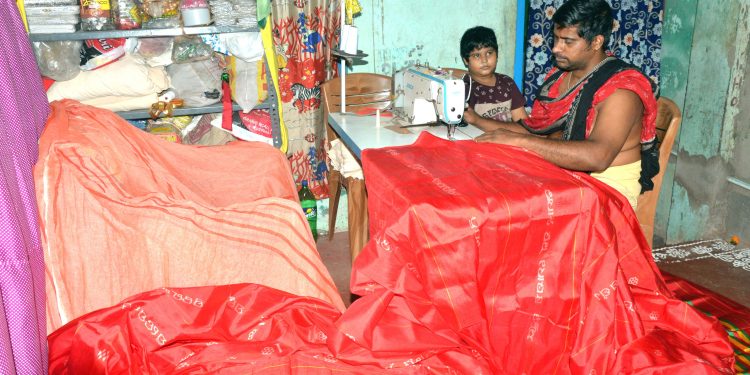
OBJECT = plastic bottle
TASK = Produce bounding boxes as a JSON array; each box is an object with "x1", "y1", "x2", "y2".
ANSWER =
[{"x1": 298, "y1": 180, "x2": 318, "y2": 241}]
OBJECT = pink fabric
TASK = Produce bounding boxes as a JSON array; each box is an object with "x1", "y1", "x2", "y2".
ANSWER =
[
  {"x1": 0, "y1": 3, "x2": 50, "y2": 374},
  {"x1": 36, "y1": 101, "x2": 345, "y2": 333}
]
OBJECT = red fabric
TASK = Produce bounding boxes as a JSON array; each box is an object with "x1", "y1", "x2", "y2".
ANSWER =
[
  {"x1": 352, "y1": 134, "x2": 732, "y2": 373},
  {"x1": 48, "y1": 284, "x2": 373, "y2": 374},
  {"x1": 524, "y1": 68, "x2": 657, "y2": 143},
  {"x1": 221, "y1": 79, "x2": 232, "y2": 130},
  {"x1": 42, "y1": 76, "x2": 55, "y2": 91},
  {"x1": 47, "y1": 134, "x2": 734, "y2": 374},
  {"x1": 662, "y1": 272, "x2": 750, "y2": 373}
]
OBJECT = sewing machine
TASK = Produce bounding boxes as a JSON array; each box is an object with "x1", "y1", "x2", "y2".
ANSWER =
[{"x1": 393, "y1": 64, "x2": 465, "y2": 127}]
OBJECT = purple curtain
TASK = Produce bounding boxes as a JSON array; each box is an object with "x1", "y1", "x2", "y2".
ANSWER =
[{"x1": 0, "y1": 2, "x2": 50, "y2": 374}]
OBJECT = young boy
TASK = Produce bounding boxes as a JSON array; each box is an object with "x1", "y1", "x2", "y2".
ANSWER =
[{"x1": 460, "y1": 26, "x2": 527, "y2": 127}]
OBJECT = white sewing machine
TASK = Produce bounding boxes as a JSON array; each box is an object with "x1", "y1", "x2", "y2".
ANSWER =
[{"x1": 393, "y1": 64, "x2": 465, "y2": 126}]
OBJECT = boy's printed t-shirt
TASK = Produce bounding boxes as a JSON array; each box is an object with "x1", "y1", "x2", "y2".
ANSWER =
[{"x1": 463, "y1": 73, "x2": 525, "y2": 122}]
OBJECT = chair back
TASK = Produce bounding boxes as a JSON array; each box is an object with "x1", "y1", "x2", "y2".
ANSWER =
[
  {"x1": 321, "y1": 73, "x2": 392, "y2": 143},
  {"x1": 636, "y1": 97, "x2": 682, "y2": 247},
  {"x1": 321, "y1": 73, "x2": 392, "y2": 114}
]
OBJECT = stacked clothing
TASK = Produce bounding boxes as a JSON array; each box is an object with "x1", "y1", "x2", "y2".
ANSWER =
[
  {"x1": 210, "y1": 0, "x2": 256, "y2": 27},
  {"x1": 23, "y1": 0, "x2": 79, "y2": 33}
]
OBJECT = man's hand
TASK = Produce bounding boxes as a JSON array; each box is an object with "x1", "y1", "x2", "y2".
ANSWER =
[{"x1": 475, "y1": 128, "x2": 526, "y2": 147}]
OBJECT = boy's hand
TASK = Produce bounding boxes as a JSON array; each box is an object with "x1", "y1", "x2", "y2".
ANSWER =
[{"x1": 463, "y1": 107, "x2": 480, "y2": 125}]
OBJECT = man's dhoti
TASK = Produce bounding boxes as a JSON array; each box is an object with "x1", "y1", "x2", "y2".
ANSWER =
[{"x1": 591, "y1": 159, "x2": 642, "y2": 209}]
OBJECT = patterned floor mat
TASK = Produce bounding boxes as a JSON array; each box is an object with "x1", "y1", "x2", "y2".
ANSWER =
[
  {"x1": 655, "y1": 239, "x2": 750, "y2": 373},
  {"x1": 653, "y1": 239, "x2": 750, "y2": 271}
]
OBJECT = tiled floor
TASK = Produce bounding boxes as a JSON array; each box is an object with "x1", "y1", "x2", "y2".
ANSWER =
[
  {"x1": 317, "y1": 232, "x2": 750, "y2": 309},
  {"x1": 316, "y1": 230, "x2": 354, "y2": 306}
]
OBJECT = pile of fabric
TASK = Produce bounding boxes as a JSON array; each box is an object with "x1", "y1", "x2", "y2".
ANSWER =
[
  {"x1": 46, "y1": 131, "x2": 735, "y2": 373},
  {"x1": 36, "y1": 100, "x2": 344, "y2": 334}
]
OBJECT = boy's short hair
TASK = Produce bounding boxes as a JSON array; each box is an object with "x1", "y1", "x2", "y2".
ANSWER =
[
  {"x1": 552, "y1": 0, "x2": 614, "y2": 48},
  {"x1": 460, "y1": 26, "x2": 498, "y2": 60}
]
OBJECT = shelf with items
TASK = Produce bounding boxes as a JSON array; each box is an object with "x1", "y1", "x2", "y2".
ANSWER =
[
  {"x1": 28, "y1": 25, "x2": 258, "y2": 42},
  {"x1": 29, "y1": 25, "x2": 283, "y2": 149},
  {"x1": 115, "y1": 57, "x2": 282, "y2": 148},
  {"x1": 117, "y1": 101, "x2": 255, "y2": 120}
]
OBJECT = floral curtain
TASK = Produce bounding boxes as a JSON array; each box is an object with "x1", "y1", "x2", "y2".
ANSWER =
[
  {"x1": 523, "y1": 0, "x2": 663, "y2": 107},
  {"x1": 272, "y1": 0, "x2": 339, "y2": 198}
]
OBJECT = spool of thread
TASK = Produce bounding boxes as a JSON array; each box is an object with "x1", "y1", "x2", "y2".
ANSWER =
[{"x1": 341, "y1": 25, "x2": 359, "y2": 54}]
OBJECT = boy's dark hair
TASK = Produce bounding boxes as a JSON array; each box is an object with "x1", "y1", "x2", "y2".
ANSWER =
[
  {"x1": 460, "y1": 26, "x2": 498, "y2": 60},
  {"x1": 552, "y1": 0, "x2": 614, "y2": 48}
]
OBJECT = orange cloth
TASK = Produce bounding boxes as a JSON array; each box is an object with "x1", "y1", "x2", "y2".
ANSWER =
[{"x1": 35, "y1": 100, "x2": 344, "y2": 332}]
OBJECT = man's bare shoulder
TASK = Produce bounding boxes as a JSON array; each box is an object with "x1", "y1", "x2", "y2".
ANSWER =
[{"x1": 597, "y1": 88, "x2": 644, "y2": 113}]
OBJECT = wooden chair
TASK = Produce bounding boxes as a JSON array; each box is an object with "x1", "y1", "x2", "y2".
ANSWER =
[
  {"x1": 321, "y1": 73, "x2": 392, "y2": 262},
  {"x1": 636, "y1": 97, "x2": 682, "y2": 248}
]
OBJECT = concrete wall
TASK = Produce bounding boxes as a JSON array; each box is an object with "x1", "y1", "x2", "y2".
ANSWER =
[
  {"x1": 349, "y1": 0, "x2": 518, "y2": 76},
  {"x1": 659, "y1": 0, "x2": 750, "y2": 244}
]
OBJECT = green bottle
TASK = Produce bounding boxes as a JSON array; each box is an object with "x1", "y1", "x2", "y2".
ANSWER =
[{"x1": 298, "y1": 180, "x2": 318, "y2": 241}]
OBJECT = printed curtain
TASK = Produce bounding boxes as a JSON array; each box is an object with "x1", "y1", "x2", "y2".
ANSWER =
[
  {"x1": 523, "y1": 0, "x2": 663, "y2": 107},
  {"x1": 272, "y1": 0, "x2": 340, "y2": 197},
  {"x1": 0, "y1": 2, "x2": 50, "y2": 374}
]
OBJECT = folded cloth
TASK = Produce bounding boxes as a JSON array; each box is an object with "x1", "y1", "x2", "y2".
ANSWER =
[
  {"x1": 47, "y1": 55, "x2": 170, "y2": 102},
  {"x1": 328, "y1": 138, "x2": 363, "y2": 179},
  {"x1": 80, "y1": 93, "x2": 159, "y2": 112},
  {"x1": 28, "y1": 24, "x2": 76, "y2": 33}
]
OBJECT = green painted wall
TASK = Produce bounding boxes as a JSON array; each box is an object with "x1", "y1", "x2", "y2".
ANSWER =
[
  {"x1": 337, "y1": 0, "x2": 750, "y2": 245},
  {"x1": 349, "y1": 0, "x2": 517, "y2": 76},
  {"x1": 655, "y1": 0, "x2": 697, "y2": 241},
  {"x1": 660, "y1": 0, "x2": 750, "y2": 244}
]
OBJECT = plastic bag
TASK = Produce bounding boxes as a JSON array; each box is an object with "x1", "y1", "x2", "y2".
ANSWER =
[
  {"x1": 166, "y1": 58, "x2": 223, "y2": 107},
  {"x1": 227, "y1": 56, "x2": 260, "y2": 112},
  {"x1": 210, "y1": 0, "x2": 256, "y2": 27},
  {"x1": 132, "y1": 37, "x2": 174, "y2": 66},
  {"x1": 80, "y1": 0, "x2": 115, "y2": 30},
  {"x1": 79, "y1": 38, "x2": 126, "y2": 71},
  {"x1": 171, "y1": 36, "x2": 213, "y2": 63},
  {"x1": 139, "y1": 0, "x2": 181, "y2": 28},
  {"x1": 33, "y1": 40, "x2": 82, "y2": 81},
  {"x1": 111, "y1": 0, "x2": 142, "y2": 29},
  {"x1": 134, "y1": 37, "x2": 173, "y2": 58}
]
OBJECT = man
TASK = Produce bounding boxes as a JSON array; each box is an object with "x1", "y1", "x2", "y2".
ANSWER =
[{"x1": 474, "y1": 0, "x2": 658, "y2": 209}]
